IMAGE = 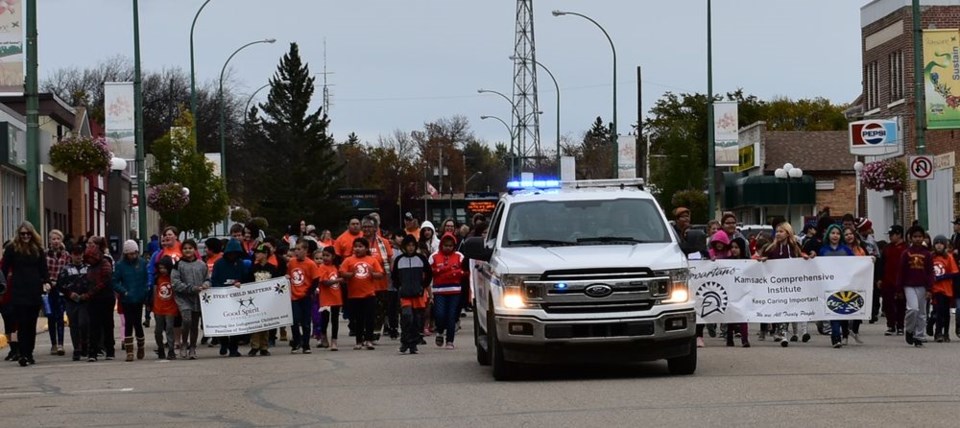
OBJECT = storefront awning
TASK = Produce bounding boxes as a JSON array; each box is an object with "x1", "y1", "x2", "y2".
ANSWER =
[{"x1": 724, "y1": 173, "x2": 815, "y2": 209}]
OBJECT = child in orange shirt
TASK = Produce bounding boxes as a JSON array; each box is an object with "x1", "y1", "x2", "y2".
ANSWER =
[
  {"x1": 287, "y1": 241, "x2": 319, "y2": 354},
  {"x1": 152, "y1": 256, "x2": 180, "y2": 360},
  {"x1": 340, "y1": 237, "x2": 385, "y2": 350},
  {"x1": 315, "y1": 247, "x2": 343, "y2": 351},
  {"x1": 931, "y1": 235, "x2": 957, "y2": 342}
]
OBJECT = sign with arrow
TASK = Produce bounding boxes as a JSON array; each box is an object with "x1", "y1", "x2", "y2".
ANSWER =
[{"x1": 910, "y1": 155, "x2": 934, "y2": 181}]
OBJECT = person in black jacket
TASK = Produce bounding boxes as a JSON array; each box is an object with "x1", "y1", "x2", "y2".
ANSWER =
[
  {"x1": 57, "y1": 244, "x2": 91, "y2": 361},
  {"x1": 391, "y1": 235, "x2": 433, "y2": 354},
  {"x1": 1, "y1": 221, "x2": 51, "y2": 366}
]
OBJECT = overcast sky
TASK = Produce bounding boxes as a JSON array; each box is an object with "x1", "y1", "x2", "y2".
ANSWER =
[{"x1": 38, "y1": 0, "x2": 864, "y2": 146}]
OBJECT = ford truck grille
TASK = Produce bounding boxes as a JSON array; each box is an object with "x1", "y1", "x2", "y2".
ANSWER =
[{"x1": 524, "y1": 271, "x2": 668, "y2": 314}]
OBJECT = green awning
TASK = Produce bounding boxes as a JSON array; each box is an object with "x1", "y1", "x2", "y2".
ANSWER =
[{"x1": 723, "y1": 173, "x2": 815, "y2": 209}]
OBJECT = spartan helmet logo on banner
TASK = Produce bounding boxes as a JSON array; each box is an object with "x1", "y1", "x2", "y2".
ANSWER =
[{"x1": 696, "y1": 281, "x2": 729, "y2": 319}]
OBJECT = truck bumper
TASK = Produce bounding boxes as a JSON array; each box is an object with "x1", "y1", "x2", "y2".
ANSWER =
[{"x1": 496, "y1": 309, "x2": 696, "y2": 364}]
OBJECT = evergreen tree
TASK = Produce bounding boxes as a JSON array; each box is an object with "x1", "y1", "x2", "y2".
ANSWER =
[
  {"x1": 253, "y1": 43, "x2": 344, "y2": 232},
  {"x1": 577, "y1": 117, "x2": 616, "y2": 179}
]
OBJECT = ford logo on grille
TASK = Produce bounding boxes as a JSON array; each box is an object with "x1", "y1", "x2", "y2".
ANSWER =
[{"x1": 584, "y1": 284, "x2": 613, "y2": 298}]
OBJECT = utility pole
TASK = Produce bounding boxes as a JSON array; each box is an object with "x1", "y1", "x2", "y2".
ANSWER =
[
  {"x1": 133, "y1": 0, "x2": 147, "y2": 245},
  {"x1": 706, "y1": 0, "x2": 717, "y2": 219},
  {"x1": 25, "y1": 0, "x2": 39, "y2": 227},
  {"x1": 637, "y1": 65, "x2": 643, "y2": 181},
  {"x1": 913, "y1": 0, "x2": 928, "y2": 228}
]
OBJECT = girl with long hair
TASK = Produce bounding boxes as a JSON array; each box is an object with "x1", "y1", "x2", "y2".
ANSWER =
[{"x1": 1, "y1": 222, "x2": 50, "y2": 366}]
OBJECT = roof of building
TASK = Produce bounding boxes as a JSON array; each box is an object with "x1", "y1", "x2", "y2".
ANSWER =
[
  {"x1": 763, "y1": 131, "x2": 856, "y2": 173},
  {"x1": 0, "y1": 93, "x2": 77, "y2": 128}
]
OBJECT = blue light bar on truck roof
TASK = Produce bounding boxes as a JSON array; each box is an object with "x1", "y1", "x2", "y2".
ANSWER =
[{"x1": 506, "y1": 179, "x2": 561, "y2": 190}]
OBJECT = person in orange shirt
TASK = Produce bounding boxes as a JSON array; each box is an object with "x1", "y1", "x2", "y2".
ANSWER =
[
  {"x1": 286, "y1": 241, "x2": 319, "y2": 354},
  {"x1": 363, "y1": 216, "x2": 394, "y2": 343},
  {"x1": 315, "y1": 247, "x2": 343, "y2": 351},
  {"x1": 931, "y1": 235, "x2": 958, "y2": 342},
  {"x1": 403, "y1": 212, "x2": 421, "y2": 241},
  {"x1": 340, "y1": 237, "x2": 385, "y2": 350},
  {"x1": 391, "y1": 235, "x2": 432, "y2": 354},
  {"x1": 152, "y1": 256, "x2": 180, "y2": 360},
  {"x1": 335, "y1": 218, "x2": 363, "y2": 258}
]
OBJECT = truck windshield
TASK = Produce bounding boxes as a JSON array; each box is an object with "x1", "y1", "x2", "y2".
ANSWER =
[{"x1": 503, "y1": 198, "x2": 671, "y2": 247}]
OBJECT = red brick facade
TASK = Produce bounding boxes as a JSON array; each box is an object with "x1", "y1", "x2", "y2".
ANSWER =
[{"x1": 861, "y1": 4, "x2": 960, "y2": 224}]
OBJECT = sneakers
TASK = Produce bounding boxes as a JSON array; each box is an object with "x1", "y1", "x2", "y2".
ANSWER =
[
  {"x1": 330, "y1": 339, "x2": 338, "y2": 351},
  {"x1": 707, "y1": 325, "x2": 717, "y2": 338},
  {"x1": 832, "y1": 340, "x2": 842, "y2": 349},
  {"x1": 445, "y1": 343, "x2": 455, "y2": 350},
  {"x1": 189, "y1": 349, "x2": 198, "y2": 360},
  {"x1": 303, "y1": 347, "x2": 312, "y2": 354},
  {"x1": 896, "y1": 328, "x2": 904, "y2": 336},
  {"x1": 409, "y1": 348, "x2": 419, "y2": 355},
  {"x1": 364, "y1": 341, "x2": 375, "y2": 350},
  {"x1": 436, "y1": 336, "x2": 445, "y2": 347},
  {"x1": 696, "y1": 337, "x2": 705, "y2": 348},
  {"x1": 758, "y1": 330, "x2": 766, "y2": 341},
  {"x1": 905, "y1": 332, "x2": 915, "y2": 345},
  {"x1": 741, "y1": 340, "x2": 750, "y2": 348},
  {"x1": 180, "y1": 347, "x2": 188, "y2": 359},
  {"x1": 319, "y1": 336, "x2": 330, "y2": 348},
  {"x1": 290, "y1": 346, "x2": 299, "y2": 354},
  {"x1": 354, "y1": 344, "x2": 363, "y2": 350},
  {"x1": 399, "y1": 345, "x2": 409, "y2": 354},
  {"x1": 259, "y1": 349, "x2": 271, "y2": 356},
  {"x1": 852, "y1": 333, "x2": 864, "y2": 344},
  {"x1": 248, "y1": 348, "x2": 259, "y2": 356},
  {"x1": 228, "y1": 351, "x2": 242, "y2": 357},
  {"x1": 801, "y1": 333, "x2": 811, "y2": 343},
  {"x1": 780, "y1": 339, "x2": 789, "y2": 348},
  {"x1": 914, "y1": 340, "x2": 925, "y2": 348},
  {"x1": 789, "y1": 335, "x2": 799, "y2": 342},
  {"x1": 935, "y1": 334, "x2": 944, "y2": 343},
  {"x1": 884, "y1": 328, "x2": 896, "y2": 336}
]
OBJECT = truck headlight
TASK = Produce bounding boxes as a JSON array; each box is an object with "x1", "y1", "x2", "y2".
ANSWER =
[
  {"x1": 500, "y1": 274, "x2": 539, "y2": 309},
  {"x1": 659, "y1": 268, "x2": 690, "y2": 304}
]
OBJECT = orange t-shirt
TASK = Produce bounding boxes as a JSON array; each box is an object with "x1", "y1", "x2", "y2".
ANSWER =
[
  {"x1": 205, "y1": 253, "x2": 222, "y2": 275},
  {"x1": 340, "y1": 255, "x2": 384, "y2": 299},
  {"x1": 287, "y1": 257, "x2": 319, "y2": 301},
  {"x1": 367, "y1": 236, "x2": 394, "y2": 291},
  {"x1": 317, "y1": 263, "x2": 343, "y2": 307},
  {"x1": 152, "y1": 274, "x2": 179, "y2": 316},
  {"x1": 932, "y1": 253, "x2": 958, "y2": 298},
  {"x1": 334, "y1": 231, "x2": 362, "y2": 258}
]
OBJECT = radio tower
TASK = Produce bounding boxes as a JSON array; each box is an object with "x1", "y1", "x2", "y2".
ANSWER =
[
  {"x1": 513, "y1": 0, "x2": 542, "y2": 169},
  {"x1": 321, "y1": 38, "x2": 334, "y2": 116}
]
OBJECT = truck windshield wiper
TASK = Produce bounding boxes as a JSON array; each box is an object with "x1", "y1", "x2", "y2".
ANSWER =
[
  {"x1": 576, "y1": 236, "x2": 648, "y2": 244},
  {"x1": 508, "y1": 239, "x2": 576, "y2": 247}
]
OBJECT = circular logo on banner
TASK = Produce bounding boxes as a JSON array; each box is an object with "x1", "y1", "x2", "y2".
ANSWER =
[
  {"x1": 827, "y1": 291, "x2": 865, "y2": 315},
  {"x1": 695, "y1": 281, "x2": 728, "y2": 318},
  {"x1": 860, "y1": 123, "x2": 887, "y2": 145}
]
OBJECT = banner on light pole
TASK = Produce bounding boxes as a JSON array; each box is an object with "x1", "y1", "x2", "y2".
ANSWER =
[
  {"x1": 105, "y1": 82, "x2": 136, "y2": 159},
  {"x1": 713, "y1": 101, "x2": 739, "y2": 167},
  {"x1": 617, "y1": 135, "x2": 637, "y2": 179},
  {"x1": 0, "y1": 4, "x2": 23, "y2": 95}
]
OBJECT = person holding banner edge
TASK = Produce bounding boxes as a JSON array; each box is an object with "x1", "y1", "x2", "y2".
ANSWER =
[
  {"x1": 245, "y1": 243, "x2": 281, "y2": 356},
  {"x1": 759, "y1": 222, "x2": 809, "y2": 347},
  {"x1": 818, "y1": 224, "x2": 855, "y2": 348},
  {"x1": 210, "y1": 239, "x2": 251, "y2": 357}
]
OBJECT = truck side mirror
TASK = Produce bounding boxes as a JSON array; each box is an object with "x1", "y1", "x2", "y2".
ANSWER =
[{"x1": 461, "y1": 237, "x2": 493, "y2": 262}]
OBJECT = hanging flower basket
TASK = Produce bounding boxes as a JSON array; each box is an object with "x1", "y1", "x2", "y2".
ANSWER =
[
  {"x1": 48, "y1": 136, "x2": 111, "y2": 176},
  {"x1": 147, "y1": 183, "x2": 190, "y2": 213},
  {"x1": 861, "y1": 159, "x2": 907, "y2": 192}
]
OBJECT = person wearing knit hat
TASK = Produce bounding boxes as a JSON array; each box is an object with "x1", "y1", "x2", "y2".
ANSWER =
[
  {"x1": 930, "y1": 235, "x2": 957, "y2": 342},
  {"x1": 123, "y1": 240, "x2": 139, "y2": 255}
]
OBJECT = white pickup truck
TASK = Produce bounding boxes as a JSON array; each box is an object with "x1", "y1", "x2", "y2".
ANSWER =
[{"x1": 461, "y1": 179, "x2": 699, "y2": 380}]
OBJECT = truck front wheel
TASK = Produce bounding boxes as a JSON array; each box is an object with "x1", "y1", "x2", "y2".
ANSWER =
[
  {"x1": 666, "y1": 339, "x2": 698, "y2": 375},
  {"x1": 475, "y1": 308, "x2": 491, "y2": 366}
]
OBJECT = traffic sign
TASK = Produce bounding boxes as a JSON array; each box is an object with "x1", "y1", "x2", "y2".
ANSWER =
[{"x1": 910, "y1": 155, "x2": 934, "y2": 181}]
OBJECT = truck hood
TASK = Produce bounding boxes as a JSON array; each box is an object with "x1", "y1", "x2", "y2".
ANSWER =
[{"x1": 494, "y1": 243, "x2": 686, "y2": 274}]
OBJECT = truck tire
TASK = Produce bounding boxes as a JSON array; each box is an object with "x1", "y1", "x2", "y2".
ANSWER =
[
  {"x1": 475, "y1": 308, "x2": 491, "y2": 366},
  {"x1": 667, "y1": 339, "x2": 697, "y2": 375},
  {"x1": 489, "y1": 306, "x2": 515, "y2": 381}
]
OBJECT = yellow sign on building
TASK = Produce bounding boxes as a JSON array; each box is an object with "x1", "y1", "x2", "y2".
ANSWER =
[{"x1": 733, "y1": 144, "x2": 756, "y2": 173}]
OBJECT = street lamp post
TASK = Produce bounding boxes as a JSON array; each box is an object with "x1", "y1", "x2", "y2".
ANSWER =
[
  {"x1": 133, "y1": 0, "x2": 147, "y2": 246},
  {"x1": 510, "y1": 56, "x2": 561, "y2": 175},
  {"x1": 854, "y1": 161, "x2": 864, "y2": 218},
  {"x1": 218, "y1": 38, "x2": 276, "y2": 234},
  {"x1": 480, "y1": 115, "x2": 515, "y2": 178},
  {"x1": 552, "y1": 10, "x2": 617, "y2": 178},
  {"x1": 478, "y1": 89, "x2": 519, "y2": 176},
  {"x1": 190, "y1": 0, "x2": 213, "y2": 137},
  {"x1": 774, "y1": 163, "x2": 803, "y2": 228},
  {"x1": 243, "y1": 80, "x2": 290, "y2": 120}
]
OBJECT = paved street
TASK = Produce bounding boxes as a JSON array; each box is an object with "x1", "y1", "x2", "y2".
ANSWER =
[{"x1": 1, "y1": 318, "x2": 959, "y2": 428}]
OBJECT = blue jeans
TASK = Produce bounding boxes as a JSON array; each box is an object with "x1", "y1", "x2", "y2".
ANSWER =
[
  {"x1": 830, "y1": 320, "x2": 844, "y2": 344},
  {"x1": 291, "y1": 298, "x2": 312, "y2": 349},
  {"x1": 433, "y1": 293, "x2": 461, "y2": 343},
  {"x1": 46, "y1": 293, "x2": 66, "y2": 347}
]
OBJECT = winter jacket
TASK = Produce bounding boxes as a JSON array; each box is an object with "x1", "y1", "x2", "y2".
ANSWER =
[
  {"x1": 56, "y1": 262, "x2": 90, "y2": 301},
  {"x1": 881, "y1": 241, "x2": 908, "y2": 290},
  {"x1": 1, "y1": 244, "x2": 49, "y2": 306},
  {"x1": 708, "y1": 231, "x2": 731, "y2": 260},
  {"x1": 430, "y1": 233, "x2": 465, "y2": 295},
  {"x1": 211, "y1": 239, "x2": 249, "y2": 288},
  {"x1": 391, "y1": 252, "x2": 433, "y2": 298},
  {"x1": 172, "y1": 257, "x2": 209, "y2": 313},
  {"x1": 83, "y1": 251, "x2": 114, "y2": 303},
  {"x1": 762, "y1": 241, "x2": 803, "y2": 260},
  {"x1": 112, "y1": 257, "x2": 149, "y2": 305},
  {"x1": 818, "y1": 243, "x2": 854, "y2": 257}
]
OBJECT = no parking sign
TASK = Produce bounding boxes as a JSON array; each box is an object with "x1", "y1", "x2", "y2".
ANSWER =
[{"x1": 910, "y1": 156, "x2": 934, "y2": 181}]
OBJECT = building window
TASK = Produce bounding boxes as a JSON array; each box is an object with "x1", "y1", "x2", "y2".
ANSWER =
[
  {"x1": 889, "y1": 50, "x2": 904, "y2": 102},
  {"x1": 866, "y1": 61, "x2": 880, "y2": 110}
]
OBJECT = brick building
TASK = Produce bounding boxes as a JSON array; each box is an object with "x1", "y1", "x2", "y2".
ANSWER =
[{"x1": 856, "y1": 0, "x2": 960, "y2": 238}]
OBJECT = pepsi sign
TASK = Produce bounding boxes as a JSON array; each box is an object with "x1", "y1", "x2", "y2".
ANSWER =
[{"x1": 849, "y1": 119, "x2": 901, "y2": 156}]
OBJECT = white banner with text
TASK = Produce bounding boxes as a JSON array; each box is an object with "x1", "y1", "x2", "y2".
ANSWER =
[
  {"x1": 690, "y1": 258, "x2": 874, "y2": 323},
  {"x1": 200, "y1": 277, "x2": 293, "y2": 336}
]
